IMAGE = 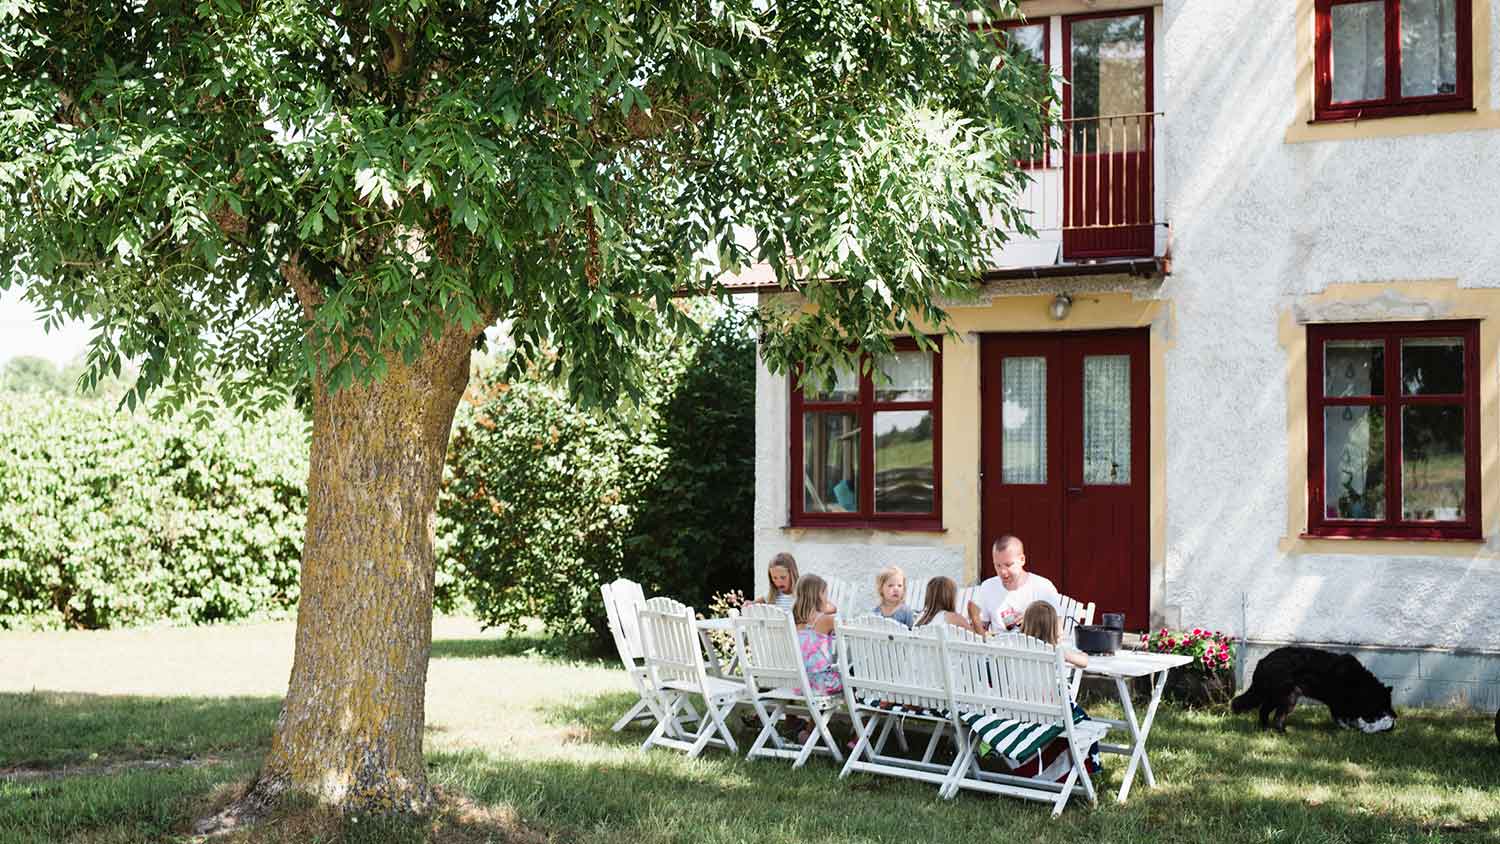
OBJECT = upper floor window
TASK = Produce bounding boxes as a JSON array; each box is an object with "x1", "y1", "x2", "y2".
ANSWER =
[
  {"x1": 790, "y1": 339, "x2": 942, "y2": 530},
  {"x1": 1306, "y1": 321, "x2": 1480, "y2": 540},
  {"x1": 1314, "y1": 0, "x2": 1473, "y2": 121},
  {"x1": 983, "y1": 18, "x2": 1052, "y2": 168}
]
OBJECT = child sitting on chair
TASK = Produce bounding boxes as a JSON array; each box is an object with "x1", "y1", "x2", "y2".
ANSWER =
[
  {"x1": 792, "y1": 575, "x2": 842, "y2": 696},
  {"x1": 1018, "y1": 601, "x2": 1089, "y2": 669},
  {"x1": 996, "y1": 600, "x2": 1101, "y2": 780},
  {"x1": 755, "y1": 552, "x2": 799, "y2": 613},
  {"x1": 871, "y1": 565, "x2": 915, "y2": 628},
  {"x1": 914, "y1": 576, "x2": 978, "y2": 632}
]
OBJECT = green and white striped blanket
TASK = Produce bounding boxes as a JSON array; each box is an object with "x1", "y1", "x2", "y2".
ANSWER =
[{"x1": 958, "y1": 703, "x2": 1088, "y2": 762}]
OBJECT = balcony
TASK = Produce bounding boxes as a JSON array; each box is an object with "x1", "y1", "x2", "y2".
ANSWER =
[{"x1": 991, "y1": 111, "x2": 1168, "y2": 279}]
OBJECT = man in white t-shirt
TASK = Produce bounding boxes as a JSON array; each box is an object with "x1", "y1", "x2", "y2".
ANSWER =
[{"x1": 967, "y1": 534, "x2": 1059, "y2": 633}]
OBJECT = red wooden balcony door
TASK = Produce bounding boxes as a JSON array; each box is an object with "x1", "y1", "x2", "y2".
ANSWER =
[
  {"x1": 980, "y1": 330, "x2": 1149, "y2": 630},
  {"x1": 1063, "y1": 10, "x2": 1154, "y2": 260}
]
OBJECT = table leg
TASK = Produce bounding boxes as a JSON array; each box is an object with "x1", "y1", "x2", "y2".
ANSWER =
[
  {"x1": 1114, "y1": 670, "x2": 1168, "y2": 802},
  {"x1": 697, "y1": 628, "x2": 728, "y2": 678}
]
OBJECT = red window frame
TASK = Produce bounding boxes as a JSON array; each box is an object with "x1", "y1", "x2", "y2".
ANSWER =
[
  {"x1": 1306, "y1": 321, "x2": 1481, "y2": 540},
  {"x1": 1314, "y1": 0, "x2": 1473, "y2": 122},
  {"x1": 789, "y1": 337, "x2": 943, "y2": 530}
]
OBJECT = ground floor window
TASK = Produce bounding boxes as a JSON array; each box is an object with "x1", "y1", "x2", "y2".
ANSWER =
[
  {"x1": 790, "y1": 338, "x2": 942, "y2": 529},
  {"x1": 1306, "y1": 320, "x2": 1480, "y2": 539}
]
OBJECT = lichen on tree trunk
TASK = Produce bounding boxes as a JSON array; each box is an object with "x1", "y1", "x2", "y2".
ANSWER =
[{"x1": 248, "y1": 322, "x2": 475, "y2": 815}]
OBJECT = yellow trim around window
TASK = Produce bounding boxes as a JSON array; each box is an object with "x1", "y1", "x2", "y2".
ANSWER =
[{"x1": 1287, "y1": 0, "x2": 1500, "y2": 143}]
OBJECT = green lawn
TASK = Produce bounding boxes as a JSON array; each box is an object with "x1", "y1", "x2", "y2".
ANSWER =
[{"x1": 1, "y1": 618, "x2": 1496, "y2": 843}]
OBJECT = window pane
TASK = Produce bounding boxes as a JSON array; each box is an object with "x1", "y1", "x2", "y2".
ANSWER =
[
  {"x1": 1401, "y1": 336, "x2": 1463, "y2": 395},
  {"x1": 802, "y1": 412, "x2": 859, "y2": 513},
  {"x1": 1402, "y1": 405, "x2": 1465, "y2": 521},
  {"x1": 1069, "y1": 15, "x2": 1146, "y2": 121},
  {"x1": 1002, "y1": 357, "x2": 1047, "y2": 484},
  {"x1": 1331, "y1": 1, "x2": 1386, "y2": 103},
  {"x1": 1003, "y1": 23, "x2": 1047, "y2": 65},
  {"x1": 874, "y1": 350, "x2": 933, "y2": 402},
  {"x1": 1083, "y1": 355, "x2": 1131, "y2": 485},
  {"x1": 1400, "y1": 0, "x2": 1458, "y2": 97},
  {"x1": 1324, "y1": 340, "x2": 1384, "y2": 396},
  {"x1": 1325, "y1": 406, "x2": 1385, "y2": 519},
  {"x1": 803, "y1": 361, "x2": 858, "y2": 402},
  {"x1": 874, "y1": 411, "x2": 934, "y2": 513}
]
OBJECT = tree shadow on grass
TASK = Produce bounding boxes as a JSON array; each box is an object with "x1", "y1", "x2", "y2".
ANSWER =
[
  {"x1": 1163, "y1": 704, "x2": 1500, "y2": 794},
  {"x1": 425, "y1": 741, "x2": 1497, "y2": 844},
  {"x1": 0, "y1": 690, "x2": 280, "y2": 770},
  {"x1": 511, "y1": 689, "x2": 1499, "y2": 843}
]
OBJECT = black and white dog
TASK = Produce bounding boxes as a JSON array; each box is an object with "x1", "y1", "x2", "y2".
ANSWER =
[{"x1": 1231, "y1": 646, "x2": 1396, "y2": 734}]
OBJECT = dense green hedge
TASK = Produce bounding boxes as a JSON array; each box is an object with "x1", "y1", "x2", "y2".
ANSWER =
[
  {"x1": 0, "y1": 307, "x2": 754, "y2": 634},
  {"x1": 0, "y1": 395, "x2": 308, "y2": 629},
  {"x1": 437, "y1": 308, "x2": 755, "y2": 641}
]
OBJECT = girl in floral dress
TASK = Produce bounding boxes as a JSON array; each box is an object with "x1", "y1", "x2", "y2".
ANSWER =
[{"x1": 792, "y1": 575, "x2": 841, "y2": 695}]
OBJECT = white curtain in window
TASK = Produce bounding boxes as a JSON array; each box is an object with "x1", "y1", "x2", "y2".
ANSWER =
[
  {"x1": 1083, "y1": 355, "x2": 1131, "y2": 485},
  {"x1": 1400, "y1": 0, "x2": 1458, "y2": 97},
  {"x1": 1331, "y1": 1, "x2": 1386, "y2": 103},
  {"x1": 1002, "y1": 357, "x2": 1047, "y2": 484}
]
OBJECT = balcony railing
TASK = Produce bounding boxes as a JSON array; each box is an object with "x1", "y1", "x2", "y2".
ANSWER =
[{"x1": 1003, "y1": 111, "x2": 1164, "y2": 261}]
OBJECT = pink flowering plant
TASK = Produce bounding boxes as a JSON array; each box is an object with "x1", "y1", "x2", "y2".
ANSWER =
[
  {"x1": 1147, "y1": 626, "x2": 1236, "y2": 706},
  {"x1": 1148, "y1": 627, "x2": 1235, "y2": 674}
]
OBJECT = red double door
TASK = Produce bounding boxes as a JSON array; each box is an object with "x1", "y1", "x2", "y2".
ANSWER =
[{"x1": 980, "y1": 330, "x2": 1149, "y2": 629}]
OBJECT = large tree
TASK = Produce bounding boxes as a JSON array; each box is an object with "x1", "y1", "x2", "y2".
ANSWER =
[{"x1": 0, "y1": 0, "x2": 1047, "y2": 817}]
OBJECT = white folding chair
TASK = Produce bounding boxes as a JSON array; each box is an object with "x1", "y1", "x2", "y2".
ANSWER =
[
  {"x1": 822, "y1": 575, "x2": 859, "y2": 619},
  {"x1": 637, "y1": 597, "x2": 746, "y2": 757},
  {"x1": 1055, "y1": 594, "x2": 1096, "y2": 698},
  {"x1": 602, "y1": 579, "x2": 652, "y2": 731},
  {"x1": 732, "y1": 603, "x2": 844, "y2": 768},
  {"x1": 837, "y1": 615, "x2": 969, "y2": 794},
  {"x1": 905, "y1": 576, "x2": 929, "y2": 618},
  {"x1": 940, "y1": 632, "x2": 1109, "y2": 816}
]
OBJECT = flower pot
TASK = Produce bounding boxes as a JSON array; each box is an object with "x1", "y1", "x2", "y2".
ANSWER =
[{"x1": 1166, "y1": 667, "x2": 1235, "y2": 708}]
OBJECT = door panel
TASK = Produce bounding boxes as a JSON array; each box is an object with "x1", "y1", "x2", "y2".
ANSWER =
[
  {"x1": 1062, "y1": 10, "x2": 1154, "y2": 260},
  {"x1": 981, "y1": 330, "x2": 1149, "y2": 629}
]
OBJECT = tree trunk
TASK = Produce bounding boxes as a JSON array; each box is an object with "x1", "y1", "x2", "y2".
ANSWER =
[{"x1": 249, "y1": 324, "x2": 474, "y2": 815}]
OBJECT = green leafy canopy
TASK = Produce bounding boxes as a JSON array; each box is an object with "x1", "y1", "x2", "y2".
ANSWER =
[{"x1": 0, "y1": 0, "x2": 1049, "y2": 410}]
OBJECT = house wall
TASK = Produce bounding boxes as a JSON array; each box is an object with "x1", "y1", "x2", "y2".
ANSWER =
[
  {"x1": 1164, "y1": 0, "x2": 1500, "y2": 706},
  {"x1": 752, "y1": 0, "x2": 1500, "y2": 707}
]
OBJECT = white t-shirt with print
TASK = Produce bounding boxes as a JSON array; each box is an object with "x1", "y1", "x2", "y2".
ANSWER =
[{"x1": 971, "y1": 572, "x2": 1060, "y2": 633}]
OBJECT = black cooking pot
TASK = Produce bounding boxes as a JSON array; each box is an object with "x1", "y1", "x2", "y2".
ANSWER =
[
  {"x1": 1075, "y1": 624, "x2": 1122, "y2": 656},
  {"x1": 1100, "y1": 613, "x2": 1125, "y2": 631}
]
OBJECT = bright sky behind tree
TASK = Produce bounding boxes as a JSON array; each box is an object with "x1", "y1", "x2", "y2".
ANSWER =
[{"x1": 0, "y1": 287, "x2": 89, "y2": 366}]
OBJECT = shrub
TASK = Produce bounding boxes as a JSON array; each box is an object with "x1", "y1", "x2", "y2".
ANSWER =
[
  {"x1": 0, "y1": 394, "x2": 308, "y2": 629},
  {"x1": 437, "y1": 307, "x2": 755, "y2": 642},
  {"x1": 1147, "y1": 626, "x2": 1237, "y2": 707}
]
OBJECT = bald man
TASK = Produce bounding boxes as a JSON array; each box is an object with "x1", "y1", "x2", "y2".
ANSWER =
[{"x1": 968, "y1": 535, "x2": 1059, "y2": 634}]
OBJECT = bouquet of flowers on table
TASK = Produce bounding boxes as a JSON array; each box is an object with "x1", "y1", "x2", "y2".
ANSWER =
[
  {"x1": 698, "y1": 589, "x2": 748, "y2": 660},
  {"x1": 1146, "y1": 627, "x2": 1236, "y2": 706}
]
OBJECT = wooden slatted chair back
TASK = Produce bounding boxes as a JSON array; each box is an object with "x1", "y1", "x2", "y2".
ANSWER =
[
  {"x1": 943, "y1": 632, "x2": 1069, "y2": 725},
  {"x1": 733, "y1": 603, "x2": 806, "y2": 692},
  {"x1": 837, "y1": 615, "x2": 947, "y2": 712},
  {"x1": 638, "y1": 597, "x2": 705, "y2": 690},
  {"x1": 1056, "y1": 594, "x2": 1095, "y2": 637},
  {"x1": 904, "y1": 577, "x2": 928, "y2": 617},
  {"x1": 821, "y1": 576, "x2": 858, "y2": 619},
  {"x1": 603, "y1": 578, "x2": 649, "y2": 663}
]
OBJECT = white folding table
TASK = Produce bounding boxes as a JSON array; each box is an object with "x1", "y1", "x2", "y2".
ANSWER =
[
  {"x1": 1080, "y1": 650, "x2": 1194, "y2": 803},
  {"x1": 694, "y1": 616, "x2": 740, "y2": 678}
]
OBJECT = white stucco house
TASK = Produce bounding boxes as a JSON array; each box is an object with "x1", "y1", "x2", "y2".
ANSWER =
[{"x1": 742, "y1": 0, "x2": 1500, "y2": 708}]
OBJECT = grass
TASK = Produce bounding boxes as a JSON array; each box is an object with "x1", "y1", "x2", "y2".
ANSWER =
[{"x1": 1, "y1": 617, "x2": 1496, "y2": 843}]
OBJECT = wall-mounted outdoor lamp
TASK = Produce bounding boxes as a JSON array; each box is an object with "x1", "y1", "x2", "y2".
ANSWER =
[{"x1": 1049, "y1": 292, "x2": 1073, "y2": 321}]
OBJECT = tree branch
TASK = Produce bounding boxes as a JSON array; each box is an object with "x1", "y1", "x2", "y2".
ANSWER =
[{"x1": 281, "y1": 252, "x2": 325, "y2": 322}]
